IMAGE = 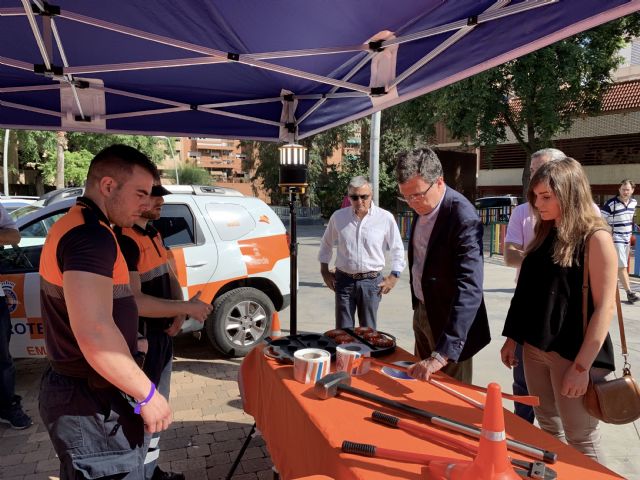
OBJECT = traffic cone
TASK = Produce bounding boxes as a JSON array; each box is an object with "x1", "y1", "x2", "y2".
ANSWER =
[
  {"x1": 427, "y1": 383, "x2": 520, "y2": 480},
  {"x1": 270, "y1": 311, "x2": 282, "y2": 338}
]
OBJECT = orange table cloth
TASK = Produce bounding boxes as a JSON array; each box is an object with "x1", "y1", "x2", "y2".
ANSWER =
[{"x1": 240, "y1": 345, "x2": 623, "y2": 480}]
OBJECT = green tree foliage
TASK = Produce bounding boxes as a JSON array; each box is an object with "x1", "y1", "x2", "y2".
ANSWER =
[
  {"x1": 166, "y1": 166, "x2": 212, "y2": 185},
  {"x1": 392, "y1": 14, "x2": 640, "y2": 194},
  {"x1": 12, "y1": 131, "x2": 169, "y2": 193},
  {"x1": 42, "y1": 149, "x2": 93, "y2": 187}
]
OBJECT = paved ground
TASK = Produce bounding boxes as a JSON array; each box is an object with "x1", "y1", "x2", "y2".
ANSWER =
[{"x1": 2, "y1": 224, "x2": 639, "y2": 479}]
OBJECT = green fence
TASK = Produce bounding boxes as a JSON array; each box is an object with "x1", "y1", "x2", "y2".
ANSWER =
[
  {"x1": 488, "y1": 222, "x2": 509, "y2": 257},
  {"x1": 397, "y1": 211, "x2": 413, "y2": 240}
]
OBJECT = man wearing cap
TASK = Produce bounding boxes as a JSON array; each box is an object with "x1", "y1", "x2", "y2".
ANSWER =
[{"x1": 116, "y1": 183, "x2": 212, "y2": 480}]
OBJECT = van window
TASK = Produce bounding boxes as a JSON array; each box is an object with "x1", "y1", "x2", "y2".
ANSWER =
[
  {"x1": 206, "y1": 204, "x2": 255, "y2": 241},
  {"x1": 153, "y1": 204, "x2": 196, "y2": 248}
]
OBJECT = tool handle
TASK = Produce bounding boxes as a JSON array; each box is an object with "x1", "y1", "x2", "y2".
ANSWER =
[
  {"x1": 337, "y1": 383, "x2": 556, "y2": 464},
  {"x1": 341, "y1": 440, "x2": 465, "y2": 466}
]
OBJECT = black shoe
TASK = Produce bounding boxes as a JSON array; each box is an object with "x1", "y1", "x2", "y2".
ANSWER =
[
  {"x1": 0, "y1": 396, "x2": 33, "y2": 430},
  {"x1": 627, "y1": 291, "x2": 639, "y2": 303},
  {"x1": 151, "y1": 466, "x2": 185, "y2": 480}
]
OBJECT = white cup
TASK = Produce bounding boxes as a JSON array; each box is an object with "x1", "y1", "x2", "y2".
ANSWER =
[{"x1": 336, "y1": 343, "x2": 371, "y2": 376}]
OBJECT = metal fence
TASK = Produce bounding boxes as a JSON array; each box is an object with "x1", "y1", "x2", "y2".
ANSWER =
[
  {"x1": 477, "y1": 206, "x2": 514, "y2": 225},
  {"x1": 271, "y1": 205, "x2": 321, "y2": 222},
  {"x1": 396, "y1": 211, "x2": 413, "y2": 240}
]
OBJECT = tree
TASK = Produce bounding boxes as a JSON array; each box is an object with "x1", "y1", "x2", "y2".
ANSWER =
[
  {"x1": 166, "y1": 166, "x2": 212, "y2": 185},
  {"x1": 393, "y1": 14, "x2": 640, "y2": 195}
]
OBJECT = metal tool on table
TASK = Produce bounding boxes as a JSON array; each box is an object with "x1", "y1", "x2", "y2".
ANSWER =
[
  {"x1": 314, "y1": 371, "x2": 557, "y2": 464},
  {"x1": 370, "y1": 411, "x2": 557, "y2": 479},
  {"x1": 368, "y1": 358, "x2": 540, "y2": 409},
  {"x1": 341, "y1": 441, "x2": 555, "y2": 479}
]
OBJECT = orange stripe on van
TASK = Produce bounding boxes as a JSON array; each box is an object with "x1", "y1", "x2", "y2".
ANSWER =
[
  {"x1": 188, "y1": 276, "x2": 246, "y2": 304},
  {"x1": 169, "y1": 248, "x2": 188, "y2": 287},
  {"x1": 238, "y1": 234, "x2": 289, "y2": 276}
]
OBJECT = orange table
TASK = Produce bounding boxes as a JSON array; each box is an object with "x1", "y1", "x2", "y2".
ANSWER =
[{"x1": 240, "y1": 345, "x2": 623, "y2": 480}]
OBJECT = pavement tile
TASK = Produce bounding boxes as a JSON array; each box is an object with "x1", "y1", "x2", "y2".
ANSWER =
[{"x1": 187, "y1": 444, "x2": 212, "y2": 458}]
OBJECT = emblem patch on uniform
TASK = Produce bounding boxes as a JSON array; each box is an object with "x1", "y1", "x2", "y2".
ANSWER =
[
  {"x1": 1, "y1": 281, "x2": 19, "y2": 314},
  {"x1": 259, "y1": 215, "x2": 270, "y2": 224}
]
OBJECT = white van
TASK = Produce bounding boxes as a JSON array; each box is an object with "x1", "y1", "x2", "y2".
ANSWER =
[{"x1": 1, "y1": 185, "x2": 290, "y2": 358}]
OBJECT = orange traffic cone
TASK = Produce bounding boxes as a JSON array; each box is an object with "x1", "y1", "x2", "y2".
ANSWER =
[
  {"x1": 427, "y1": 383, "x2": 520, "y2": 480},
  {"x1": 270, "y1": 311, "x2": 282, "y2": 338}
]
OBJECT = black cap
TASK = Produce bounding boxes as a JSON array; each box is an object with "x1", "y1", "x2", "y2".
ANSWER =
[{"x1": 151, "y1": 184, "x2": 171, "y2": 197}]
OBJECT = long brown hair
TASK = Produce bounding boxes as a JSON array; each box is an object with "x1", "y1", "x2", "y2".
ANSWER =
[{"x1": 526, "y1": 157, "x2": 609, "y2": 267}]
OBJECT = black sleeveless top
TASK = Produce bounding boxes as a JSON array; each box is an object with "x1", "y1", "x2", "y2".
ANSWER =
[{"x1": 502, "y1": 229, "x2": 615, "y2": 371}]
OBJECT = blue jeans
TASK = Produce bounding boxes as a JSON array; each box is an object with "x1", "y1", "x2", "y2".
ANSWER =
[
  {"x1": 39, "y1": 367, "x2": 145, "y2": 479},
  {"x1": 0, "y1": 296, "x2": 16, "y2": 408},
  {"x1": 513, "y1": 343, "x2": 535, "y2": 423},
  {"x1": 142, "y1": 331, "x2": 173, "y2": 479},
  {"x1": 334, "y1": 271, "x2": 382, "y2": 329}
]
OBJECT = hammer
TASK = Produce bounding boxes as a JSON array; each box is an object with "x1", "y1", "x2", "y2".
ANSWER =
[{"x1": 314, "y1": 371, "x2": 557, "y2": 464}]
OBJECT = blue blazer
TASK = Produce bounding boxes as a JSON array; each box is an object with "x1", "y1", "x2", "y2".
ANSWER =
[{"x1": 408, "y1": 187, "x2": 490, "y2": 362}]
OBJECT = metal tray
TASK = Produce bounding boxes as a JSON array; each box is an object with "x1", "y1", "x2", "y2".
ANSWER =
[
  {"x1": 263, "y1": 333, "x2": 338, "y2": 364},
  {"x1": 339, "y1": 328, "x2": 396, "y2": 358}
]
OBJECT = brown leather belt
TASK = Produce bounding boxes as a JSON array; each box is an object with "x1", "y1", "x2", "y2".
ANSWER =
[{"x1": 337, "y1": 269, "x2": 379, "y2": 280}]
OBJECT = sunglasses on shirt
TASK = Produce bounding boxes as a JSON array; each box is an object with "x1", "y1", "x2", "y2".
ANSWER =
[{"x1": 349, "y1": 194, "x2": 370, "y2": 201}]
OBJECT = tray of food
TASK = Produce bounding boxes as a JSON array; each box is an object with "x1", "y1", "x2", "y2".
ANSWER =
[
  {"x1": 263, "y1": 333, "x2": 338, "y2": 363},
  {"x1": 323, "y1": 327, "x2": 396, "y2": 357}
]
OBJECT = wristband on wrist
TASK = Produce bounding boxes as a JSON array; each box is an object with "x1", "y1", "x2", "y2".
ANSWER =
[{"x1": 134, "y1": 382, "x2": 156, "y2": 414}]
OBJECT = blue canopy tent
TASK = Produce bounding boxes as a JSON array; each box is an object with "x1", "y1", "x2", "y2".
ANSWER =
[{"x1": 1, "y1": 0, "x2": 639, "y2": 142}]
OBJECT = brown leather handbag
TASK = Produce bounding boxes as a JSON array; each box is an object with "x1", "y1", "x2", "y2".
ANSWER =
[{"x1": 582, "y1": 239, "x2": 640, "y2": 424}]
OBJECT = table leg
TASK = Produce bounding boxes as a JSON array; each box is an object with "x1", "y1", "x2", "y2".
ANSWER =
[{"x1": 225, "y1": 422, "x2": 257, "y2": 480}]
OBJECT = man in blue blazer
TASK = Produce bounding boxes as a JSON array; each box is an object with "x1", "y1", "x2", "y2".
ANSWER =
[{"x1": 396, "y1": 148, "x2": 490, "y2": 384}]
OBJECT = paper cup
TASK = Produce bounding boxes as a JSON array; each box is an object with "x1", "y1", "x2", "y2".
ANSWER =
[
  {"x1": 336, "y1": 343, "x2": 371, "y2": 376},
  {"x1": 293, "y1": 348, "x2": 331, "y2": 384}
]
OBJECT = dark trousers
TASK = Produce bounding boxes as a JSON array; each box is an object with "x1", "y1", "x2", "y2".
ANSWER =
[
  {"x1": 142, "y1": 331, "x2": 173, "y2": 479},
  {"x1": 513, "y1": 343, "x2": 535, "y2": 423},
  {"x1": 0, "y1": 296, "x2": 16, "y2": 408},
  {"x1": 334, "y1": 271, "x2": 382, "y2": 329},
  {"x1": 39, "y1": 367, "x2": 146, "y2": 479}
]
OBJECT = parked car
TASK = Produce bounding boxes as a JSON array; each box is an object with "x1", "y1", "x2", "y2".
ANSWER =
[
  {"x1": 1, "y1": 185, "x2": 290, "y2": 358},
  {"x1": 475, "y1": 195, "x2": 521, "y2": 224},
  {"x1": 0, "y1": 195, "x2": 38, "y2": 213}
]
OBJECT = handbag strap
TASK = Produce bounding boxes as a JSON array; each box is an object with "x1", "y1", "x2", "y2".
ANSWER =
[{"x1": 582, "y1": 233, "x2": 631, "y2": 368}]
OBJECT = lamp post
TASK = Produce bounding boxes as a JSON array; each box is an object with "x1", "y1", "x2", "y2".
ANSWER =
[
  {"x1": 153, "y1": 136, "x2": 179, "y2": 184},
  {"x1": 3, "y1": 129, "x2": 9, "y2": 196},
  {"x1": 278, "y1": 143, "x2": 308, "y2": 336}
]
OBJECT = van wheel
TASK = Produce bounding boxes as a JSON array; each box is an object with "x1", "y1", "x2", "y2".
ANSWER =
[{"x1": 206, "y1": 287, "x2": 274, "y2": 357}]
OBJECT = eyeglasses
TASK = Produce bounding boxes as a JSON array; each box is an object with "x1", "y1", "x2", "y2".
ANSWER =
[
  {"x1": 349, "y1": 194, "x2": 370, "y2": 201},
  {"x1": 398, "y1": 182, "x2": 435, "y2": 203}
]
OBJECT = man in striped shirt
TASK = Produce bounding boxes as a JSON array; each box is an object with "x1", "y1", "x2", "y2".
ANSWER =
[{"x1": 601, "y1": 179, "x2": 638, "y2": 303}]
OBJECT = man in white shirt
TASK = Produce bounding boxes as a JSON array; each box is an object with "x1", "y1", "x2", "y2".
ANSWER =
[
  {"x1": 318, "y1": 176, "x2": 406, "y2": 329},
  {"x1": 0, "y1": 204, "x2": 32, "y2": 429},
  {"x1": 504, "y1": 147, "x2": 565, "y2": 423},
  {"x1": 601, "y1": 179, "x2": 638, "y2": 304}
]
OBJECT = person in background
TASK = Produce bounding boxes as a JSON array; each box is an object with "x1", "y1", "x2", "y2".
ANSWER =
[
  {"x1": 319, "y1": 176, "x2": 405, "y2": 330},
  {"x1": 0, "y1": 204, "x2": 32, "y2": 430},
  {"x1": 116, "y1": 183, "x2": 212, "y2": 480},
  {"x1": 396, "y1": 148, "x2": 490, "y2": 384},
  {"x1": 502, "y1": 157, "x2": 616, "y2": 461},
  {"x1": 601, "y1": 179, "x2": 638, "y2": 303},
  {"x1": 503, "y1": 147, "x2": 565, "y2": 423}
]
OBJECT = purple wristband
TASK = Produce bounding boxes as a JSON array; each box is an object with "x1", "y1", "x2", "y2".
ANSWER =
[{"x1": 134, "y1": 382, "x2": 156, "y2": 414}]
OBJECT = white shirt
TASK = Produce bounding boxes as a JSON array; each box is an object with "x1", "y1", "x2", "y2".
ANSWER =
[
  {"x1": 318, "y1": 203, "x2": 406, "y2": 275},
  {"x1": 411, "y1": 188, "x2": 446, "y2": 302},
  {"x1": 0, "y1": 204, "x2": 17, "y2": 298}
]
